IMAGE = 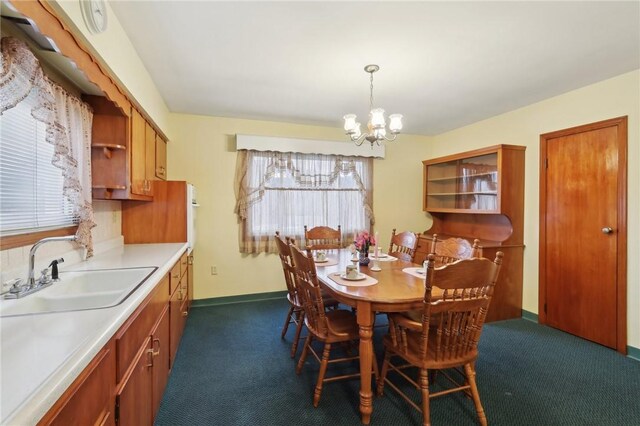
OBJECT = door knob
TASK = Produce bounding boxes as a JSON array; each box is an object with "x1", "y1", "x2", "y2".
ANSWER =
[{"x1": 601, "y1": 227, "x2": 613, "y2": 234}]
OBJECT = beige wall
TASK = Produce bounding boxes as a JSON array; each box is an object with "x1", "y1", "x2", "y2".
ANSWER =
[
  {"x1": 430, "y1": 70, "x2": 640, "y2": 348},
  {"x1": 167, "y1": 114, "x2": 433, "y2": 299}
]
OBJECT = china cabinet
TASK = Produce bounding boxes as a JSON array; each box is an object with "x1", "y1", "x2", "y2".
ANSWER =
[{"x1": 420, "y1": 144, "x2": 526, "y2": 322}]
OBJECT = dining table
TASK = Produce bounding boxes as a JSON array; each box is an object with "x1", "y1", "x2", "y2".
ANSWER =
[{"x1": 314, "y1": 249, "x2": 436, "y2": 425}]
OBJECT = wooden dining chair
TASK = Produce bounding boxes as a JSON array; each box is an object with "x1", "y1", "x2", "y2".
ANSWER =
[
  {"x1": 304, "y1": 225, "x2": 342, "y2": 250},
  {"x1": 275, "y1": 232, "x2": 306, "y2": 358},
  {"x1": 377, "y1": 252, "x2": 503, "y2": 426},
  {"x1": 275, "y1": 232, "x2": 339, "y2": 358},
  {"x1": 430, "y1": 234, "x2": 481, "y2": 267},
  {"x1": 388, "y1": 228, "x2": 418, "y2": 261},
  {"x1": 289, "y1": 243, "x2": 377, "y2": 407}
]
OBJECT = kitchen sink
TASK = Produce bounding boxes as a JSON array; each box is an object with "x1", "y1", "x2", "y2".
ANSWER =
[{"x1": 0, "y1": 267, "x2": 157, "y2": 317}]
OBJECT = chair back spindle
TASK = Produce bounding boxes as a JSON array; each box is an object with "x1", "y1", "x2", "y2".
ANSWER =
[
  {"x1": 304, "y1": 225, "x2": 342, "y2": 250},
  {"x1": 387, "y1": 228, "x2": 418, "y2": 262},
  {"x1": 419, "y1": 253, "x2": 503, "y2": 363},
  {"x1": 290, "y1": 244, "x2": 329, "y2": 339}
]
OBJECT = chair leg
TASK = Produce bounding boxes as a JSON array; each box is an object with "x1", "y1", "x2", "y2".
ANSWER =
[
  {"x1": 464, "y1": 363, "x2": 487, "y2": 426},
  {"x1": 281, "y1": 305, "x2": 294, "y2": 339},
  {"x1": 376, "y1": 350, "x2": 391, "y2": 396},
  {"x1": 419, "y1": 368, "x2": 431, "y2": 426},
  {"x1": 290, "y1": 310, "x2": 305, "y2": 358},
  {"x1": 296, "y1": 335, "x2": 312, "y2": 375},
  {"x1": 313, "y1": 343, "x2": 331, "y2": 407}
]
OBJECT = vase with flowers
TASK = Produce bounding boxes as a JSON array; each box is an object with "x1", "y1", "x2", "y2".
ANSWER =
[{"x1": 354, "y1": 231, "x2": 376, "y2": 266}]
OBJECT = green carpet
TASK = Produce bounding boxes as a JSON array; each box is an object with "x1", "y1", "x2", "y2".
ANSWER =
[{"x1": 155, "y1": 299, "x2": 640, "y2": 425}]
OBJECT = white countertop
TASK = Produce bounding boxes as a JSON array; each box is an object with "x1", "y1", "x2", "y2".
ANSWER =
[{"x1": 0, "y1": 243, "x2": 188, "y2": 425}]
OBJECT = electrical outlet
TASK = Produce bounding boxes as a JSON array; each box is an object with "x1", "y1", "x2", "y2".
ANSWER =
[{"x1": 211, "y1": 266, "x2": 218, "y2": 275}]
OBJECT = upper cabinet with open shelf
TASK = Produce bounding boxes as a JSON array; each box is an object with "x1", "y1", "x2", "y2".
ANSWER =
[
  {"x1": 4, "y1": 1, "x2": 168, "y2": 201},
  {"x1": 423, "y1": 145, "x2": 525, "y2": 214}
]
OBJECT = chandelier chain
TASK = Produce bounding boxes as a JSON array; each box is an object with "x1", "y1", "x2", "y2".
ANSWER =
[{"x1": 369, "y1": 71, "x2": 374, "y2": 110}]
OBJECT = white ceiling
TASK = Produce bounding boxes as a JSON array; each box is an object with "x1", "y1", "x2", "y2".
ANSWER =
[{"x1": 110, "y1": 1, "x2": 640, "y2": 136}]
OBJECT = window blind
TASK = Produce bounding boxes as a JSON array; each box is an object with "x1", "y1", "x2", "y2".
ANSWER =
[{"x1": 0, "y1": 92, "x2": 77, "y2": 236}]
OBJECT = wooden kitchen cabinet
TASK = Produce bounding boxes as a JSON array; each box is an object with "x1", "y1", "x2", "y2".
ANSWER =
[
  {"x1": 145, "y1": 121, "x2": 157, "y2": 193},
  {"x1": 85, "y1": 96, "x2": 166, "y2": 201},
  {"x1": 116, "y1": 337, "x2": 153, "y2": 426},
  {"x1": 155, "y1": 135, "x2": 167, "y2": 180},
  {"x1": 130, "y1": 108, "x2": 149, "y2": 197},
  {"x1": 421, "y1": 144, "x2": 526, "y2": 322},
  {"x1": 187, "y1": 252, "x2": 194, "y2": 309},
  {"x1": 151, "y1": 306, "x2": 170, "y2": 418},
  {"x1": 169, "y1": 255, "x2": 189, "y2": 368},
  {"x1": 38, "y1": 341, "x2": 116, "y2": 426}
]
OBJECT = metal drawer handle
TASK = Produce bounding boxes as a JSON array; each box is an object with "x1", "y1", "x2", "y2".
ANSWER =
[{"x1": 152, "y1": 337, "x2": 161, "y2": 356}]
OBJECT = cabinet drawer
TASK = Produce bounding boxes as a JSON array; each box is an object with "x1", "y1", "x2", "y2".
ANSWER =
[
  {"x1": 115, "y1": 276, "x2": 169, "y2": 383},
  {"x1": 40, "y1": 342, "x2": 116, "y2": 426},
  {"x1": 180, "y1": 252, "x2": 188, "y2": 278},
  {"x1": 169, "y1": 261, "x2": 181, "y2": 294}
]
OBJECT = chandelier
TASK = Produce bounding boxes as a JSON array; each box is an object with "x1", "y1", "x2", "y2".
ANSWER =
[{"x1": 343, "y1": 64, "x2": 403, "y2": 147}]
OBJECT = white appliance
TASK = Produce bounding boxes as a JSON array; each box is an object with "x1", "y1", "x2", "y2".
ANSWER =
[{"x1": 186, "y1": 184, "x2": 199, "y2": 253}]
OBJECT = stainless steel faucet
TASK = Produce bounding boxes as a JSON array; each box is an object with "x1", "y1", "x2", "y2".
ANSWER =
[
  {"x1": 26, "y1": 235, "x2": 77, "y2": 287},
  {"x1": 4, "y1": 235, "x2": 77, "y2": 299}
]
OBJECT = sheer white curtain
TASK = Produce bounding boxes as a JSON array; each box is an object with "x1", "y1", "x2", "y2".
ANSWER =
[
  {"x1": 235, "y1": 150, "x2": 374, "y2": 253},
  {"x1": 0, "y1": 37, "x2": 96, "y2": 256}
]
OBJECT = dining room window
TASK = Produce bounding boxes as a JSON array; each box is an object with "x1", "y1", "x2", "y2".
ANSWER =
[{"x1": 234, "y1": 150, "x2": 374, "y2": 253}]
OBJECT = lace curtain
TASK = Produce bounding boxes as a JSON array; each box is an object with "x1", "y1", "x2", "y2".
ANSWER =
[
  {"x1": 234, "y1": 150, "x2": 374, "y2": 253},
  {"x1": 1, "y1": 37, "x2": 96, "y2": 256}
]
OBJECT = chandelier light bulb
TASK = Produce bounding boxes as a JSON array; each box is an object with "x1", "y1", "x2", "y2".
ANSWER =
[
  {"x1": 342, "y1": 64, "x2": 403, "y2": 147},
  {"x1": 353, "y1": 122, "x2": 362, "y2": 139},
  {"x1": 389, "y1": 114, "x2": 404, "y2": 133},
  {"x1": 369, "y1": 108, "x2": 386, "y2": 128},
  {"x1": 343, "y1": 114, "x2": 357, "y2": 133}
]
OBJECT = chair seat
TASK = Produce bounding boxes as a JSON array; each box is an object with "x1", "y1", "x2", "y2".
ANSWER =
[
  {"x1": 324, "y1": 309, "x2": 359, "y2": 342},
  {"x1": 383, "y1": 331, "x2": 478, "y2": 370}
]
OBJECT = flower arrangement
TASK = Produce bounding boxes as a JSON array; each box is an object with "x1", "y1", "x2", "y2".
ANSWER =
[{"x1": 354, "y1": 231, "x2": 376, "y2": 254}]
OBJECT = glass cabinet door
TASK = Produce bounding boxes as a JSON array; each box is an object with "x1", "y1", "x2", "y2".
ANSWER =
[{"x1": 425, "y1": 152, "x2": 498, "y2": 212}]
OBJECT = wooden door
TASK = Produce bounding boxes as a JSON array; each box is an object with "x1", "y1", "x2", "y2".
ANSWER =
[
  {"x1": 130, "y1": 108, "x2": 146, "y2": 196},
  {"x1": 540, "y1": 117, "x2": 627, "y2": 353},
  {"x1": 116, "y1": 337, "x2": 153, "y2": 425},
  {"x1": 151, "y1": 306, "x2": 170, "y2": 418}
]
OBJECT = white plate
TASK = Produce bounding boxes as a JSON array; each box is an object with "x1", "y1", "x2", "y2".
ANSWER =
[
  {"x1": 314, "y1": 258, "x2": 329, "y2": 263},
  {"x1": 416, "y1": 269, "x2": 426, "y2": 274},
  {"x1": 340, "y1": 273, "x2": 367, "y2": 281},
  {"x1": 376, "y1": 253, "x2": 389, "y2": 258}
]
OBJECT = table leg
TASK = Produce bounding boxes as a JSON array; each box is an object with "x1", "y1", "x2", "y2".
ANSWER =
[{"x1": 357, "y1": 301, "x2": 374, "y2": 424}]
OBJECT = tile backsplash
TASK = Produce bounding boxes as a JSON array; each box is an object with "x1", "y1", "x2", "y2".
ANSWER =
[{"x1": 1, "y1": 200, "x2": 123, "y2": 288}]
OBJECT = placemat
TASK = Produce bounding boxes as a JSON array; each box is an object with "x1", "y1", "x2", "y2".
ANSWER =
[
  {"x1": 328, "y1": 272, "x2": 378, "y2": 287},
  {"x1": 313, "y1": 257, "x2": 339, "y2": 267},
  {"x1": 402, "y1": 267, "x2": 427, "y2": 279},
  {"x1": 372, "y1": 254, "x2": 398, "y2": 262}
]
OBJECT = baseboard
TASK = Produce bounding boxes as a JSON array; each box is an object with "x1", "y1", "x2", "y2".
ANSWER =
[
  {"x1": 628, "y1": 346, "x2": 640, "y2": 362},
  {"x1": 191, "y1": 290, "x2": 287, "y2": 307},
  {"x1": 520, "y1": 310, "x2": 639, "y2": 362},
  {"x1": 521, "y1": 309, "x2": 538, "y2": 323}
]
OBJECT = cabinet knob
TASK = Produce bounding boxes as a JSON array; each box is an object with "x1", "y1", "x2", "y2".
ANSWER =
[
  {"x1": 601, "y1": 227, "x2": 613, "y2": 234},
  {"x1": 182, "y1": 311, "x2": 188, "y2": 317}
]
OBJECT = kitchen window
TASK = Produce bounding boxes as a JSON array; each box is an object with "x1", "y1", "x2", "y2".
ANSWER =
[
  {"x1": 0, "y1": 37, "x2": 95, "y2": 254},
  {"x1": 0, "y1": 92, "x2": 77, "y2": 237},
  {"x1": 235, "y1": 150, "x2": 374, "y2": 254}
]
